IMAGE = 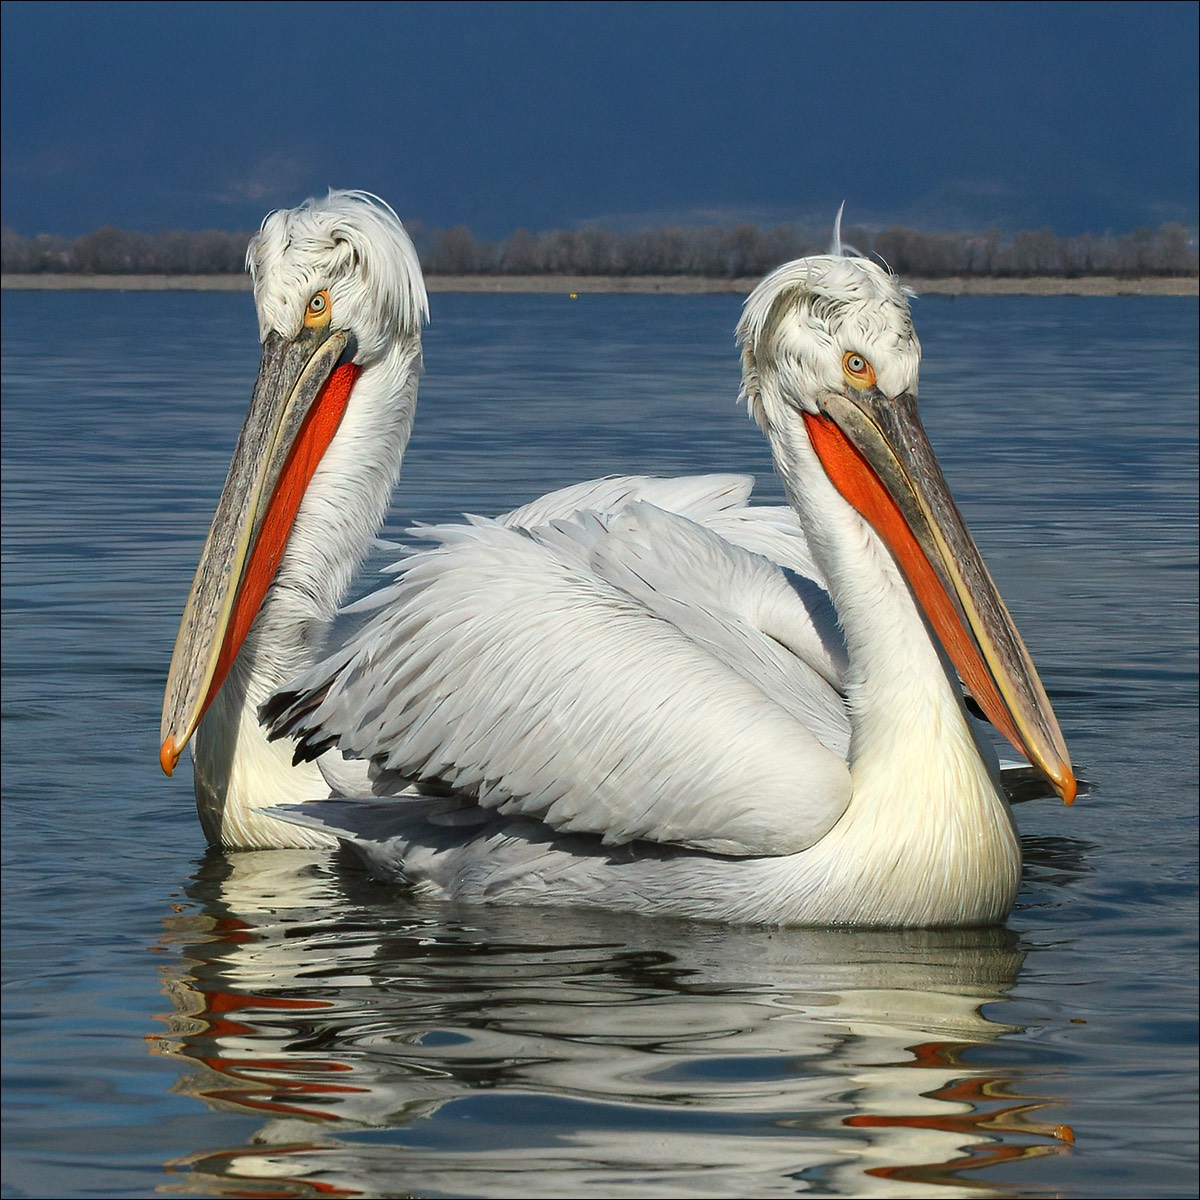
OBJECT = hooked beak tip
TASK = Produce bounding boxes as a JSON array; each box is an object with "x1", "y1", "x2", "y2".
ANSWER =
[
  {"x1": 1057, "y1": 768, "x2": 1078, "y2": 806},
  {"x1": 160, "y1": 737, "x2": 181, "y2": 777}
]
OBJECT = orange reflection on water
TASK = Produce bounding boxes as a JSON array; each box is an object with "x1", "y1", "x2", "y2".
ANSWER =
[{"x1": 845, "y1": 1038, "x2": 1075, "y2": 1191}]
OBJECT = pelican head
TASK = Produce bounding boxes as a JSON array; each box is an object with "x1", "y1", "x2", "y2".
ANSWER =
[
  {"x1": 160, "y1": 190, "x2": 428, "y2": 780},
  {"x1": 738, "y1": 254, "x2": 1076, "y2": 806}
]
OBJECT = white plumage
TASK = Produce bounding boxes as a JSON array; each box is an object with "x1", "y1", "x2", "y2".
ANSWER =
[{"x1": 162, "y1": 190, "x2": 1075, "y2": 926}]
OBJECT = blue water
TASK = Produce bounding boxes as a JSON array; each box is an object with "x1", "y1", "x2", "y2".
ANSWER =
[{"x1": 2, "y1": 289, "x2": 1197, "y2": 1199}]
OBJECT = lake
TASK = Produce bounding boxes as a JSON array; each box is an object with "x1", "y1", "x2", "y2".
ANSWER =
[{"x1": 2, "y1": 288, "x2": 1197, "y2": 1199}]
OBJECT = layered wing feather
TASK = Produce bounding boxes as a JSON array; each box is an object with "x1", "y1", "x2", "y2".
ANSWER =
[{"x1": 266, "y1": 475, "x2": 853, "y2": 857}]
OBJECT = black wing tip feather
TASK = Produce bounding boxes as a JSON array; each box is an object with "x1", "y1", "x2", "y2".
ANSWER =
[
  {"x1": 259, "y1": 688, "x2": 303, "y2": 739},
  {"x1": 258, "y1": 682, "x2": 334, "y2": 748},
  {"x1": 292, "y1": 733, "x2": 338, "y2": 765}
]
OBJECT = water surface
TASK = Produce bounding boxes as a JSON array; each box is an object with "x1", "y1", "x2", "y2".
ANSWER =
[{"x1": 2, "y1": 290, "x2": 1197, "y2": 1198}]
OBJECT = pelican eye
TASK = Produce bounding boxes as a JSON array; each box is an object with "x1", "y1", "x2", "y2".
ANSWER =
[
  {"x1": 842, "y1": 351, "x2": 876, "y2": 389},
  {"x1": 304, "y1": 289, "x2": 331, "y2": 328}
]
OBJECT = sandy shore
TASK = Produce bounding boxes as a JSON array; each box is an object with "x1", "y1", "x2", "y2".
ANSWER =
[{"x1": 3, "y1": 272, "x2": 1196, "y2": 296}]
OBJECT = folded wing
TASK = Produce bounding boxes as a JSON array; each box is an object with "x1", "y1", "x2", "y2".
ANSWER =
[{"x1": 265, "y1": 475, "x2": 853, "y2": 856}]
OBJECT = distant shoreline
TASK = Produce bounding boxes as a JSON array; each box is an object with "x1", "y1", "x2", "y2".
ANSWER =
[{"x1": 2, "y1": 272, "x2": 1196, "y2": 297}]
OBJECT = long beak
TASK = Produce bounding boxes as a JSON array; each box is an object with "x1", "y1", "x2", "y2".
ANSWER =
[
  {"x1": 159, "y1": 324, "x2": 358, "y2": 775},
  {"x1": 804, "y1": 389, "x2": 1077, "y2": 804}
]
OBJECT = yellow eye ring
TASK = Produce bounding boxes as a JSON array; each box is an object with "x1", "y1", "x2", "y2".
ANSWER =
[
  {"x1": 842, "y1": 351, "x2": 876, "y2": 389},
  {"x1": 304, "y1": 289, "x2": 331, "y2": 328}
]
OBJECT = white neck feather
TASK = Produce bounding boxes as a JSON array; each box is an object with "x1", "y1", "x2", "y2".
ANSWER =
[
  {"x1": 763, "y1": 411, "x2": 1020, "y2": 924},
  {"x1": 194, "y1": 349, "x2": 421, "y2": 847}
]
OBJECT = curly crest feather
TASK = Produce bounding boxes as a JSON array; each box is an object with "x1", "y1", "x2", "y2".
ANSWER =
[{"x1": 248, "y1": 190, "x2": 429, "y2": 361}]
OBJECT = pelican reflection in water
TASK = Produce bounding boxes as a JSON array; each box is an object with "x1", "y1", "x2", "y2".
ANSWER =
[
  {"x1": 160, "y1": 190, "x2": 1075, "y2": 926},
  {"x1": 151, "y1": 852, "x2": 1075, "y2": 1197}
]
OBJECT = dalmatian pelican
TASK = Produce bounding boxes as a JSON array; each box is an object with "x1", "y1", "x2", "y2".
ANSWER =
[{"x1": 161, "y1": 189, "x2": 1075, "y2": 926}]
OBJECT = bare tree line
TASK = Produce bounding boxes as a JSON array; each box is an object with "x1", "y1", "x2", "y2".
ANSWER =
[{"x1": 3, "y1": 219, "x2": 1195, "y2": 279}]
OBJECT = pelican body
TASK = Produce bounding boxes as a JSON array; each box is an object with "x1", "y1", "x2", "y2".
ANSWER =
[{"x1": 162, "y1": 190, "x2": 1075, "y2": 926}]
